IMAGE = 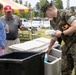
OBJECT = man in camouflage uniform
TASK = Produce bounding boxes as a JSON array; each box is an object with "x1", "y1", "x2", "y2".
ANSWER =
[{"x1": 41, "y1": 2, "x2": 76, "y2": 75}]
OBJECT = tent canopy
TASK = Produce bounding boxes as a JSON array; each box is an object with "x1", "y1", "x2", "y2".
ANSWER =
[{"x1": 0, "y1": 0, "x2": 30, "y2": 13}]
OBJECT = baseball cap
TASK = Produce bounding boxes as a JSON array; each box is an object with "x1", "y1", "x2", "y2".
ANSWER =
[{"x1": 4, "y1": 5, "x2": 12, "y2": 12}]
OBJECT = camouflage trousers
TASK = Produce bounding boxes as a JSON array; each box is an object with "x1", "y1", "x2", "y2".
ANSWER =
[{"x1": 61, "y1": 43, "x2": 76, "y2": 75}]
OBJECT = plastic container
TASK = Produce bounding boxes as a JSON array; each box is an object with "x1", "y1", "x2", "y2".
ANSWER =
[{"x1": 0, "y1": 52, "x2": 44, "y2": 75}]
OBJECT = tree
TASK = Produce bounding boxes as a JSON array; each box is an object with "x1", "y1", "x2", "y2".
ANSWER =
[
  {"x1": 39, "y1": 0, "x2": 48, "y2": 9},
  {"x1": 54, "y1": 0, "x2": 63, "y2": 9},
  {"x1": 14, "y1": 12, "x2": 23, "y2": 18},
  {"x1": 39, "y1": 0, "x2": 48, "y2": 17},
  {"x1": 24, "y1": 1, "x2": 28, "y2": 6},
  {"x1": 21, "y1": 12, "x2": 31, "y2": 19},
  {"x1": 28, "y1": 3, "x2": 31, "y2": 8},
  {"x1": 35, "y1": 2, "x2": 40, "y2": 17},
  {"x1": 36, "y1": 2, "x2": 40, "y2": 11},
  {"x1": 19, "y1": 0, "x2": 23, "y2": 4},
  {"x1": 15, "y1": 0, "x2": 19, "y2": 3}
]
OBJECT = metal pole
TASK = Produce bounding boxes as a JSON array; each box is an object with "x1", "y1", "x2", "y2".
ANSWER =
[{"x1": 67, "y1": 0, "x2": 70, "y2": 9}]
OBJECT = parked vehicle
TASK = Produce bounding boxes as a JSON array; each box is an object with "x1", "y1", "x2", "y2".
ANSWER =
[{"x1": 20, "y1": 18, "x2": 30, "y2": 28}]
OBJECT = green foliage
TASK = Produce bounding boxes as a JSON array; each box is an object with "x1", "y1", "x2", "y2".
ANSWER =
[
  {"x1": 19, "y1": 0, "x2": 22, "y2": 4},
  {"x1": 54, "y1": 0, "x2": 63, "y2": 9},
  {"x1": 39, "y1": 0, "x2": 47, "y2": 9},
  {"x1": 14, "y1": 12, "x2": 31, "y2": 19},
  {"x1": 36, "y1": 2, "x2": 40, "y2": 11},
  {"x1": 15, "y1": 0, "x2": 19, "y2": 3},
  {"x1": 23, "y1": 12, "x2": 31, "y2": 19},
  {"x1": 24, "y1": 1, "x2": 31, "y2": 8},
  {"x1": 28, "y1": 3, "x2": 31, "y2": 8},
  {"x1": 14, "y1": 13, "x2": 22, "y2": 18},
  {"x1": 24, "y1": 1, "x2": 28, "y2": 6},
  {"x1": 35, "y1": 0, "x2": 48, "y2": 17}
]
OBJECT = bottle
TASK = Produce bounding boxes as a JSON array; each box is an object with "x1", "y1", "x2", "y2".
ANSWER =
[
  {"x1": 44, "y1": 53, "x2": 48, "y2": 62},
  {"x1": 5, "y1": 24, "x2": 9, "y2": 33}
]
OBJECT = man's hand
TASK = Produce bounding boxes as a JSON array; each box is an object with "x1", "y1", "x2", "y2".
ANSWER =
[
  {"x1": 20, "y1": 25, "x2": 25, "y2": 30},
  {"x1": 56, "y1": 30, "x2": 62, "y2": 37}
]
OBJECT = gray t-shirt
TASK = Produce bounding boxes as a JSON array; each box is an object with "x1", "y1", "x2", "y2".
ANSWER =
[{"x1": 1, "y1": 15, "x2": 22, "y2": 40}]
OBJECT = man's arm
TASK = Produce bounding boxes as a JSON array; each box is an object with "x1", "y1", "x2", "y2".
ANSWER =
[
  {"x1": 16, "y1": 16, "x2": 25, "y2": 30},
  {"x1": 63, "y1": 20, "x2": 76, "y2": 35},
  {"x1": 0, "y1": 27, "x2": 5, "y2": 49},
  {"x1": 56, "y1": 12, "x2": 76, "y2": 37},
  {"x1": 46, "y1": 37, "x2": 56, "y2": 54},
  {"x1": 62, "y1": 11, "x2": 76, "y2": 35},
  {"x1": 55, "y1": 20, "x2": 76, "y2": 38}
]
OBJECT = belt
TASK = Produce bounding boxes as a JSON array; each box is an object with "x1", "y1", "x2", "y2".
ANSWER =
[{"x1": 6, "y1": 38, "x2": 17, "y2": 40}]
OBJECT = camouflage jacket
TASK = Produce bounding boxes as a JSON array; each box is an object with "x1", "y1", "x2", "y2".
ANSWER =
[{"x1": 50, "y1": 10, "x2": 76, "y2": 47}]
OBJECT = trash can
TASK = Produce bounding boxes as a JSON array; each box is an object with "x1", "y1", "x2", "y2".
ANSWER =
[
  {"x1": 44, "y1": 48, "x2": 62, "y2": 75},
  {"x1": 44, "y1": 55, "x2": 60, "y2": 75},
  {"x1": 50, "y1": 48, "x2": 62, "y2": 58},
  {"x1": 52, "y1": 44, "x2": 61, "y2": 50},
  {"x1": 50, "y1": 48, "x2": 62, "y2": 75},
  {"x1": 0, "y1": 52, "x2": 44, "y2": 75}
]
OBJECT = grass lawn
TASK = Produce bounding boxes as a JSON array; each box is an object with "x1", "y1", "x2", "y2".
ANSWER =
[
  {"x1": 18, "y1": 28, "x2": 50, "y2": 42},
  {"x1": 18, "y1": 28, "x2": 74, "y2": 75}
]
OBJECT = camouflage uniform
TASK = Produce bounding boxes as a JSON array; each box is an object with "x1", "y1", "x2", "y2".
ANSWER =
[
  {"x1": 50, "y1": 18, "x2": 62, "y2": 45},
  {"x1": 51, "y1": 10, "x2": 76, "y2": 75}
]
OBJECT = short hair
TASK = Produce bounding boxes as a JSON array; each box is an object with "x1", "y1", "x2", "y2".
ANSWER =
[
  {"x1": 0, "y1": 3, "x2": 3, "y2": 10},
  {"x1": 41, "y1": 2, "x2": 54, "y2": 12}
]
